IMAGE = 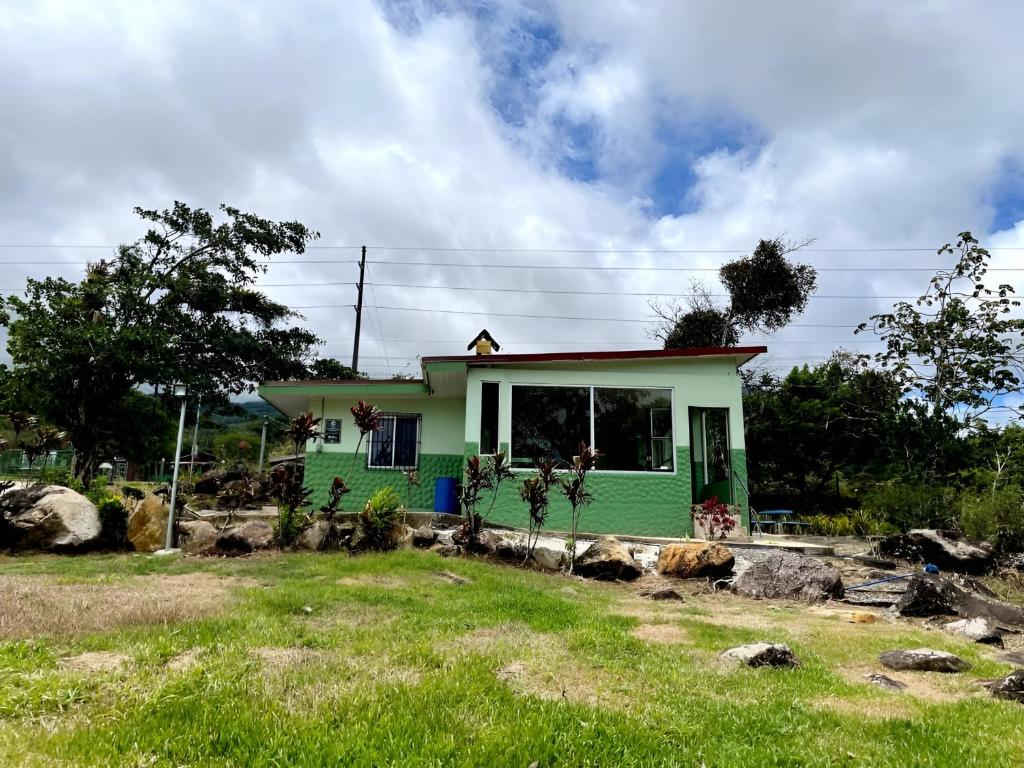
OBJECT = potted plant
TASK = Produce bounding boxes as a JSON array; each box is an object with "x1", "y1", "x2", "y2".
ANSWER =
[{"x1": 691, "y1": 496, "x2": 741, "y2": 540}]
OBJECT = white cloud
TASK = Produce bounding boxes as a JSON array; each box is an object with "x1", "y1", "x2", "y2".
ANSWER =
[{"x1": 1, "y1": 0, "x2": 1022, "y2": 379}]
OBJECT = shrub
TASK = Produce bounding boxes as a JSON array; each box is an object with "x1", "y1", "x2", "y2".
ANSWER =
[
  {"x1": 268, "y1": 462, "x2": 312, "y2": 547},
  {"x1": 692, "y1": 496, "x2": 738, "y2": 540},
  {"x1": 519, "y1": 460, "x2": 557, "y2": 564},
  {"x1": 97, "y1": 498, "x2": 128, "y2": 550},
  {"x1": 560, "y1": 443, "x2": 601, "y2": 573},
  {"x1": 850, "y1": 509, "x2": 879, "y2": 537},
  {"x1": 358, "y1": 487, "x2": 404, "y2": 551},
  {"x1": 958, "y1": 487, "x2": 1024, "y2": 552},
  {"x1": 859, "y1": 483, "x2": 956, "y2": 531}
]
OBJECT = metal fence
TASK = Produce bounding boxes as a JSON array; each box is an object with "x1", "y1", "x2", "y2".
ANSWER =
[{"x1": 0, "y1": 448, "x2": 75, "y2": 478}]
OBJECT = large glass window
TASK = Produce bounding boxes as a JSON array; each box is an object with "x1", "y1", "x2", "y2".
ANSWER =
[
  {"x1": 511, "y1": 384, "x2": 674, "y2": 472},
  {"x1": 368, "y1": 413, "x2": 421, "y2": 469},
  {"x1": 594, "y1": 388, "x2": 674, "y2": 472},
  {"x1": 511, "y1": 386, "x2": 590, "y2": 468},
  {"x1": 479, "y1": 382, "x2": 499, "y2": 455}
]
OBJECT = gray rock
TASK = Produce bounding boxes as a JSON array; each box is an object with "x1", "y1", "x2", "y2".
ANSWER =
[
  {"x1": 215, "y1": 520, "x2": 274, "y2": 554},
  {"x1": 865, "y1": 673, "x2": 907, "y2": 691},
  {"x1": 719, "y1": 643, "x2": 799, "y2": 668},
  {"x1": 0, "y1": 485, "x2": 101, "y2": 552},
  {"x1": 943, "y1": 617, "x2": 1004, "y2": 646},
  {"x1": 529, "y1": 537, "x2": 566, "y2": 571},
  {"x1": 296, "y1": 520, "x2": 330, "y2": 551},
  {"x1": 412, "y1": 526, "x2": 437, "y2": 548},
  {"x1": 984, "y1": 669, "x2": 1024, "y2": 703},
  {"x1": 435, "y1": 543, "x2": 461, "y2": 558},
  {"x1": 640, "y1": 587, "x2": 684, "y2": 601},
  {"x1": 177, "y1": 520, "x2": 217, "y2": 554},
  {"x1": 879, "y1": 648, "x2": 969, "y2": 673},
  {"x1": 437, "y1": 570, "x2": 471, "y2": 585},
  {"x1": 572, "y1": 536, "x2": 642, "y2": 581},
  {"x1": 732, "y1": 550, "x2": 844, "y2": 601},
  {"x1": 997, "y1": 651, "x2": 1024, "y2": 666},
  {"x1": 878, "y1": 529, "x2": 995, "y2": 574},
  {"x1": 896, "y1": 573, "x2": 1024, "y2": 627}
]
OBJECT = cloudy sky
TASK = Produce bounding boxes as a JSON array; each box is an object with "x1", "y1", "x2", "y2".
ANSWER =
[{"x1": 2, "y1": 0, "x2": 1023, "y2": 401}]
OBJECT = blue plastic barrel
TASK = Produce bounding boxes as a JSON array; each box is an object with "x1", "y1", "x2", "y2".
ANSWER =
[{"x1": 433, "y1": 477, "x2": 459, "y2": 514}]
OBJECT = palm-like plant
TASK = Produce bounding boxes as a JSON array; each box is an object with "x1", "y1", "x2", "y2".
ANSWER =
[
  {"x1": 561, "y1": 442, "x2": 602, "y2": 574},
  {"x1": 285, "y1": 411, "x2": 322, "y2": 456},
  {"x1": 520, "y1": 459, "x2": 557, "y2": 565}
]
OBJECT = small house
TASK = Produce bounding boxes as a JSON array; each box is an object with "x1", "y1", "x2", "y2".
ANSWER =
[{"x1": 258, "y1": 342, "x2": 765, "y2": 538}]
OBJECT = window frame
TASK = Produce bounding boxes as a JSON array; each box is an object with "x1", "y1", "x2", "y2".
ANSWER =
[
  {"x1": 366, "y1": 412, "x2": 422, "y2": 470},
  {"x1": 509, "y1": 382, "x2": 676, "y2": 475}
]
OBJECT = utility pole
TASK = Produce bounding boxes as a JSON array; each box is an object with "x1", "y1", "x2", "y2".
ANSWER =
[{"x1": 352, "y1": 245, "x2": 366, "y2": 374}]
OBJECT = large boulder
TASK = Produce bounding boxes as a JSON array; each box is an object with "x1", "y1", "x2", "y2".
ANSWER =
[
  {"x1": 412, "y1": 526, "x2": 438, "y2": 548},
  {"x1": 943, "y1": 617, "x2": 1004, "y2": 646},
  {"x1": 984, "y1": 670, "x2": 1024, "y2": 703},
  {"x1": 0, "y1": 485, "x2": 101, "y2": 552},
  {"x1": 878, "y1": 529, "x2": 995, "y2": 574},
  {"x1": 177, "y1": 520, "x2": 218, "y2": 554},
  {"x1": 879, "y1": 648, "x2": 969, "y2": 673},
  {"x1": 720, "y1": 643, "x2": 800, "y2": 668},
  {"x1": 658, "y1": 542, "x2": 734, "y2": 579},
  {"x1": 732, "y1": 550, "x2": 844, "y2": 601},
  {"x1": 895, "y1": 573, "x2": 1024, "y2": 626},
  {"x1": 572, "y1": 536, "x2": 642, "y2": 581},
  {"x1": 127, "y1": 495, "x2": 169, "y2": 553},
  {"x1": 214, "y1": 520, "x2": 274, "y2": 554}
]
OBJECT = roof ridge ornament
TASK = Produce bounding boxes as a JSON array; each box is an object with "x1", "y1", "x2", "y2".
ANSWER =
[{"x1": 468, "y1": 329, "x2": 500, "y2": 355}]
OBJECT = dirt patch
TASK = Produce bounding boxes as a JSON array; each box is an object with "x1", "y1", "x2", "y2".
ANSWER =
[
  {"x1": 335, "y1": 575, "x2": 409, "y2": 589},
  {"x1": 494, "y1": 656, "x2": 618, "y2": 707},
  {"x1": 452, "y1": 624, "x2": 551, "y2": 655},
  {"x1": 166, "y1": 648, "x2": 203, "y2": 672},
  {"x1": 0, "y1": 573, "x2": 248, "y2": 640},
  {"x1": 632, "y1": 623, "x2": 688, "y2": 644},
  {"x1": 253, "y1": 646, "x2": 328, "y2": 669},
  {"x1": 813, "y1": 694, "x2": 918, "y2": 720},
  {"x1": 836, "y1": 664, "x2": 975, "y2": 704},
  {"x1": 614, "y1": 599, "x2": 689, "y2": 624},
  {"x1": 59, "y1": 650, "x2": 130, "y2": 673}
]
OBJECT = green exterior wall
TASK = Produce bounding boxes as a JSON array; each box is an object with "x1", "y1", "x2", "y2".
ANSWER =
[
  {"x1": 304, "y1": 450, "x2": 462, "y2": 511},
  {"x1": 465, "y1": 439, "x2": 696, "y2": 538}
]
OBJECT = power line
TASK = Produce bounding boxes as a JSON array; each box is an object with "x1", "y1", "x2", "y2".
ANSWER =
[{"x1": 3, "y1": 243, "x2": 1024, "y2": 253}]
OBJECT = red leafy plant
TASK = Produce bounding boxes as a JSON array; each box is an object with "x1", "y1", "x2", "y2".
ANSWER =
[
  {"x1": 561, "y1": 443, "x2": 602, "y2": 574},
  {"x1": 285, "y1": 411, "x2": 321, "y2": 456},
  {"x1": 455, "y1": 451, "x2": 514, "y2": 546},
  {"x1": 520, "y1": 459, "x2": 558, "y2": 565},
  {"x1": 692, "y1": 496, "x2": 737, "y2": 540}
]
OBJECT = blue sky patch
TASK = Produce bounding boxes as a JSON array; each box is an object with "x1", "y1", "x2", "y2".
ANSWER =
[{"x1": 988, "y1": 158, "x2": 1024, "y2": 233}]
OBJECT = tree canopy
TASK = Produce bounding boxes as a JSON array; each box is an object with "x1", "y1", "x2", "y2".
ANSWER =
[
  {"x1": 1, "y1": 202, "x2": 322, "y2": 478},
  {"x1": 653, "y1": 237, "x2": 817, "y2": 349}
]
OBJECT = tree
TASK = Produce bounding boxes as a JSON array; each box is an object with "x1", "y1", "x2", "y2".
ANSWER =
[
  {"x1": 307, "y1": 358, "x2": 362, "y2": 380},
  {"x1": 743, "y1": 354, "x2": 905, "y2": 502},
  {"x1": 652, "y1": 238, "x2": 817, "y2": 349},
  {"x1": 1, "y1": 202, "x2": 321, "y2": 479},
  {"x1": 857, "y1": 231, "x2": 1024, "y2": 431}
]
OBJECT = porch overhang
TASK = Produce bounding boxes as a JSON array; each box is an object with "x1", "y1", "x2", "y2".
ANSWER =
[{"x1": 258, "y1": 379, "x2": 429, "y2": 418}]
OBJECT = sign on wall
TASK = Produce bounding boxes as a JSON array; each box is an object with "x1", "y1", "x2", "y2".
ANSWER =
[{"x1": 324, "y1": 419, "x2": 341, "y2": 444}]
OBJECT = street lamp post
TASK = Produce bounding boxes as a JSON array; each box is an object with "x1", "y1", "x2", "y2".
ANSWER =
[
  {"x1": 164, "y1": 383, "x2": 188, "y2": 551},
  {"x1": 257, "y1": 416, "x2": 268, "y2": 473}
]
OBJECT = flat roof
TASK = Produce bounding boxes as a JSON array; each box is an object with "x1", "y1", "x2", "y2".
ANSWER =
[{"x1": 421, "y1": 346, "x2": 767, "y2": 366}]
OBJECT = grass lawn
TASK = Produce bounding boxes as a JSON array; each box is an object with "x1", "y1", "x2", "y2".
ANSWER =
[{"x1": 0, "y1": 550, "x2": 1021, "y2": 767}]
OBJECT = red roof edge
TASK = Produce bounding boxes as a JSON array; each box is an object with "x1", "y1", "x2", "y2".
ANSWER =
[{"x1": 421, "y1": 346, "x2": 767, "y2": 366}]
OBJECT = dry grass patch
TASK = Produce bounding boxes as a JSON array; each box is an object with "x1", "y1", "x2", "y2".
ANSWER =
[
  {"x1": 253, "y1": 646, "x2": 328, "y2": 669},
  {"x1": 451, "y1": 623, "x2": 634, "y2": 709},
  {"x1": 335, "y1": 575, "x2": 409, "y2": 589},
  {"x1": 166, "y1": 648, "x2": 203, "y2": 673},
  {"x1": 0, "y1": 573, "x2": 247, "y2": 640},
  {"x1": 58, "y1": 651, "x2": 130, "y2": 674},
  {"x1": 632, "y1": 623, "x2": 688, "y2": 644},
  {"x1": 836, "y1": 663, "x2": 975, "y2": 705}
]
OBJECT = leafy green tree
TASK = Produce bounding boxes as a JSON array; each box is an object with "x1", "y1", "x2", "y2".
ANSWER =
[
  {"x1": 307, "y1": 358, "x2": 362, "y2": 380},
  {"x1": 744, "y1": 354, "x2": 904, "y2": 501},
  {"x1": 857, "y1": 231, "x2": 1024, "y2": 429},
  {"x1": 653, "y1": 238, "x2": 817, "y2": 348},
  {"x1": 2, "y1": 202, "x2": 321, "y2": 479}
]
